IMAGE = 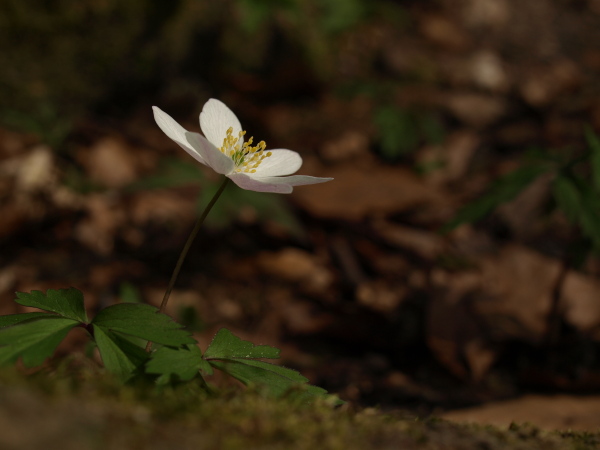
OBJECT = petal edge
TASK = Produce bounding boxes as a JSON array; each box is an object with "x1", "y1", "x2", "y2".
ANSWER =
[
  {"x1": 185, "y1": 132, "x2": 234, "y2": 175},
  {"x1": 200, "y1": 99, "x2": 244, "y2": 148},
  {"x1": 228, "y1": 173, "x2": 294, "y2": 193},
  {"x1": 252, "y1": 149, "x2": 303, "y2": 177},
  {"x1": 153, "y1": 106, "x2": 206, "y2": 164}
]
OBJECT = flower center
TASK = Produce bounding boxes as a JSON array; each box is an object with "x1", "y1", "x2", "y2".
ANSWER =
[{"x1": 219, "y1": 127, "x2": 272, "y2": 174}]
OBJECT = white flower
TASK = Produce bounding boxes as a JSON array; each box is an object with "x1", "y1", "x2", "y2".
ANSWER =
[{"x1": 152, "y1": 99, "x2": 333, "y2": 194}]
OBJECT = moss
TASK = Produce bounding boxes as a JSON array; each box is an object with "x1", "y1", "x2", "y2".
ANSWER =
[{"x1": 0, "y1": 365, "x2": 597, "y2": 449}]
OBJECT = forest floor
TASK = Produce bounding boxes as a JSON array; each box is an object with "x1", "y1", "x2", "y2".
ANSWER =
[
  {"x1": 0, "y1": 367, "x2": 598, "y2": 450},
  {"x1": 2, "y1": 0, "x2": 600, "y2": 445}
]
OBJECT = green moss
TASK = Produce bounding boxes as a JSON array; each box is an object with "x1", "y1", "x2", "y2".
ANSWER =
[{"x1": 0, "y1": 365, "x2": 597, "y2": 449}]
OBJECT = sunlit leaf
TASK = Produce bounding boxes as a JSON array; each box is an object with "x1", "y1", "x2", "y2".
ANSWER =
[
  {"x1": 15, "y1": 288, "x2": 88, "y2": 323},
  {"x1": 204, "y1": 328, "x2": 331, "y2": 403},
  {"x1": 209, "y1": 359, "x2": 328, "y2": 401},
  {"x1": 204, "y1": 328, "x2": 280, "y2": 360},
  {"x1": 91, "y1": 303, "x2": 195, "y2": 346},
  {"x1": 0, "y1": 312, "x2": 51, "y2": 328},
  {"x1": 146, "y1": 344, "x2": 210, "y2": 384},
  {"x1": 0, "y1": 317, "x2": 79, "y2": 367}
]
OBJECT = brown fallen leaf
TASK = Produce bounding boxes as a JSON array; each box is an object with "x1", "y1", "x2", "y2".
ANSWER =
[
  {"x1": 419, "y1": 14, "x2": 471, "y2": 52},
  {"x1": 320, "y1": 130, "x2": 370, "y2": 163},
  {"x1": 257, "y1": 248, "x2": 333, "y2": 293},
  {"x1": 292, "y1": 164, "x2": 443, "y2": 221},
  {"x1": 356, "y1": 280, "x2": 406, "y2": 313},
  {"x1": 74, "y1": 194, "x2": 126, "y2": 255},
  {"x1": 129, "y1": 190, "x2": 196, "y2": 226},
  {"x1": 445, "y1": 92, "x2": 509, "y2": 128},
  {"x1": 519, "y1": 59, "x2": 581, "y2": 107},
  {"x1": 78, "y1": 137, "x2": 138, "y2": 188},
  {"x1": 373, "y1": 219, "x2": 446, "y2": 261},
  {"x1": 418, "y1": 131, "x2": 480, "y2": 186},
  {"x1": 561, "y1": 271, "x2": 600, "y2": 337},
  {"x1": 475, "y1": 245, "x2": 560, "y2": 343}
]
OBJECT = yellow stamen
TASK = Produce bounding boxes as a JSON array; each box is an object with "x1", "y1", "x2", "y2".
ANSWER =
[{"x1": 220, "y1": 127, "x2": 273, "y2": 173}]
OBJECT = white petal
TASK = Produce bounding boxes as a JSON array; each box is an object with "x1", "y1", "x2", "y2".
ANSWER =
[
  {"x1": 185, "y1": 132, "x2": 234, "y2": 175},
  {"x1": 153, "y1": 106, "x2": 206, "y2": 164},
  {"x1": 199, "y1": 99, "x2": 244, "y2": 148},
  {"x1": 228, "y1": 173, "x2": 293, "y2": 193},
  {"x1": 252, "y1": 149, "x2": 302, "y2": 177},
  {"x1": 254, "y1": 175, "x2": 334, "y2": 187},
  {"x1": 229, "y1": 173, "x2": 333, "y2": 193}
]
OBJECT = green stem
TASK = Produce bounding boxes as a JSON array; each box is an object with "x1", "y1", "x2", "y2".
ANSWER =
[{"x1": 146, "y1": 177, "x2": 229, "y2": 352}]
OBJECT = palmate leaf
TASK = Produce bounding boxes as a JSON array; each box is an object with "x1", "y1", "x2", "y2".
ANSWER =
[
  {"x1": 209, "y1": 359, "x2": 328, "y2": 401},
  {"x1": 93, "y1": 325, "x2": 149, "y2": 380},
  {"x1": 209, "y1": 358, "x2": 305, "y2": 385},
  {"x1": 145, "y1": 344, "x2": 212, "y2": 384},
  {"x1": 203, "y1": 328, "x2": 280, "y2": 360},
  {"x1": 0, "y1": 316, "x2": 79, "y2": 367},
  {"x1": 91, "y1": 303, "x2": 196, "y2": 346},
  {"x1": 0, "y1": 312, "x2": 51, "y2": 328},
  {"x1": 204, "y1": 328, "x2": 330, "y2": 402},
  {"x1": 15, "y1": 288, "x2": 88, "y2": 323}
]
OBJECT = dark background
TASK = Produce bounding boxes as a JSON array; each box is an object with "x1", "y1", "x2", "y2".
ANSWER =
[{"x1": 2, "y1": 0, "x2": 600, "y2": 422}]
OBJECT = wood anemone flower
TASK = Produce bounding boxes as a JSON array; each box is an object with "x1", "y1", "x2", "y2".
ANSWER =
[{"x1": 153, "y1": 99, "x2": 333, "y2": 193}]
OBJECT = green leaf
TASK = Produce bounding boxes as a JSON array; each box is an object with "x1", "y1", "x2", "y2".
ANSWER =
[
  {"x1": 146, "y1": 344, "x2": 210, "y2": 384},
  {"x1": 442, "y1": 164, "x2": 548, "y2": 232},
  {"x1": 204, "y1": 329, "x2": 330, "y2": 402},
  {"x1": 585, "y1": 127, "x2": 600, "y2": 192},
  {"x1": 209, "y1": 359, "x2": 328, "y2": 400},
  {"x1": 15, "y1": 288, "x2": 88, "y2": 323},
  {"x1": 373, "y1": 105, "x2": 419, "y2": 158},
  {"x1": 203, "y1": 328, "x2": 280, "y2": 360},
  {"x1": 0, "y1": 312, "x2": 50, "y2": 328},
  {"x1": 0, "y1": 317, "x2": 79, "y2": 367},
  {"x1": 91, "y1": 303, "x2": 196, "y2": 346},
  {"x1": 318, "y1": 0, "x2": 366, "y2": 34},
  {"x1": 553, "y1": 174, "x2": 583, "y2": 223},
  {"x1": 93, "y1": 325, "x2": 149, "y2": 380},
  {"x1": 119, "y1": 282, "x2": 142, "y2": 304},
  {"x1": 577, "y1": 186, "x2": 600, "y2": 249},
  {"x1": 553, "y1": 173, "x2": 600, "y2": 250}
]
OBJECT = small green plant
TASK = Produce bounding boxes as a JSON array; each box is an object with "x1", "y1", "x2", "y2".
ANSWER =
[
  {"x1": 0, "y1": 99, "x2": 337, "y2": 404},
  {"x1": 444, "y1": 127, "x2": 600, "y2": 345},
  {"x1": 373, "y1": 104, "x2": 444, "y2": 160},
  {"x1": 444, "y1": 128, "x2": 600, "y2": 252},
  {"x1": 0, "y1": 288, "x2": 328, "y2": 401}
]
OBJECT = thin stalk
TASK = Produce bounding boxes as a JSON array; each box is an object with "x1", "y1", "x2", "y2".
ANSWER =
[{"x1": 146, "y1": 177, "x2": 229, "y2": 352}]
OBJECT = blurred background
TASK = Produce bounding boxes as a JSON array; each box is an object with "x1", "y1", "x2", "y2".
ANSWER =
[{"x1": 3, "y1": 0, "x2": 600, "y2": 428}]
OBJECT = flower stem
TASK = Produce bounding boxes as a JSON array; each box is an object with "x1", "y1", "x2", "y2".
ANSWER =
[{"x1": 146, "y1": 177, "x2": 229, "y2": 352}]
